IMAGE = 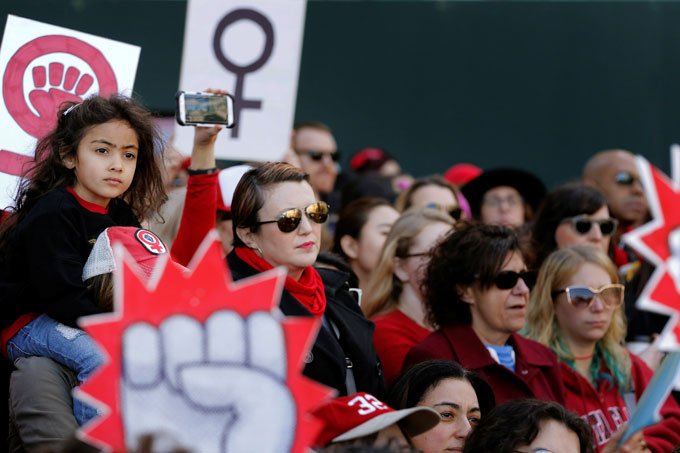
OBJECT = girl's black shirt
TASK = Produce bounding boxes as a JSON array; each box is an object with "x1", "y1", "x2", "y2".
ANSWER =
[{"x1": 0, "y1": 188, "x2": 139, "y2": 329}]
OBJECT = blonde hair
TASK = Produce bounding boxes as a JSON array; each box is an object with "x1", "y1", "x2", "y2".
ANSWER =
[
  {"x1": 362, "y1": 207, "x2": 454, "y2": 318},
  {"x1": 525, "y1": 245, "x2": 631, "y2": 391}
]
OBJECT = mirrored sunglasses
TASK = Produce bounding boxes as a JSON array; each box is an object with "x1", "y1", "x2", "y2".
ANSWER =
[
  {"x1": 614, "y1": 170, "x2": 639, "y2": 186},
  {"x1": 551, "y1": 283, "x2": 624, "y2": 309},
  {"x1": 255, "y1": 201, "x2": 330, "y2": 233},
  {"x1": 298, "y1": 149, "x2": 341, "y2": 162},
  {"x1": 425, "y1": 202, "x2": 463, "y2": 220},
  {"x1": 562, "y1": 215, "x2": 618, "y2": 236},
  {"x1": 493, "y1": 270, "x2": 537, "y2": 290}
]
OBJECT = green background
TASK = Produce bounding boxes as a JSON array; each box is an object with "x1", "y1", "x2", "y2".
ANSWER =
[{"x1": 2, "y1": 0, "x2": 679, "y2": 187}]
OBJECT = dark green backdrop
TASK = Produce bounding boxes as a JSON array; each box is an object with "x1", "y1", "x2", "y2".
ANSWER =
[{"x1": 2, "y1": 0, "x2": 679, "y2": 187}]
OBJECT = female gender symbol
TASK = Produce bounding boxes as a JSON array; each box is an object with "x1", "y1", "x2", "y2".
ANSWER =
[{"x1": 213, "y1": 9, "x2": 275, "y2": 138}]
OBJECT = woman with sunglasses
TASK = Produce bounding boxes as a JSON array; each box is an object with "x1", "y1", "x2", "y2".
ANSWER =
[
  {"x1": 396, "y1": 175, "x2": 469, "y2": 221},
  {"x1": 362, "y1": 208, "x2": 455, "y2": 385},
  {"x1": 524, "y1": 245, "x2": 680, "y2": 452},
  {"x1": 402, "y1": 222, "x2": 565, "y2": 405},
  {"x1": 530, "y1": 183, "x2": 616, "y2": 268},
  {"x1": 229, "y1": 162, "x2": 385, "y2": 397}
]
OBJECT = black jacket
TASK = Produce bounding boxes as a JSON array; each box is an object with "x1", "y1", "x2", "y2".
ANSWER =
[
  {"x1": 0, "y1": 188, "x2": 139, "y2": 328},
  {"x1": 227, "y1": 250, "x2": 385, "y2": 398}
]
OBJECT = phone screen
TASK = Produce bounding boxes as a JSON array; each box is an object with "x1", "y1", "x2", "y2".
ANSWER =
[{"x1": 178, "y1": 92, "x2": 234, "y2": 127}]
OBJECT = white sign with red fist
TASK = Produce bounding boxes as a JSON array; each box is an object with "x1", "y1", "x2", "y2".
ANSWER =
[
  {"x1": 173, "y1": 0, "x2": 307, "y2": 162},
  {"x1": 0, "y1": 15, "x2": 140, "y2": 209}
]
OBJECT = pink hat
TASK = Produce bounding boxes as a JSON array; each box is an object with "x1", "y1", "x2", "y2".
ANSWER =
[
  {"x1": 82, "y1": 227, "x2": 186, "y2": 281},
  {"x1": 443, "y1": 163, "x2": 482, "y2": 187},
  {"x1": 216, "y1": 165, "x2": 252, "y2": 212},
  {"x1": 312, "y1": 392, "x2": 440, "y2": 446}
]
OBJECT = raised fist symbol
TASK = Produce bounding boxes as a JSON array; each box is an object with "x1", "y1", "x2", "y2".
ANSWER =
[
  {"x1": 121, "y1": 311, "x2": 295, "y2": 453},
  {"x1": 2, "y1": 35, "x2": 118, "y2": 138},
  {"x1": 29, "y1": 63, "x2": 93, "y2": 120}
]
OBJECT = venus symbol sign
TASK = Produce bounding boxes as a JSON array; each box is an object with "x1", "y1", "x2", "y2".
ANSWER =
[{"x1": 213, "y1": 8, "x2": 275, "y2": 139}]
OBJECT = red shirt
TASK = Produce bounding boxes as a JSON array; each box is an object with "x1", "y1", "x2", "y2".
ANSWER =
[
  {"x1": 561, "y1": 353, "x2": 680, "y2": 452},
  {"x1": 403, "y1": 324, "x2": 566, "y2": 405},
  {"x1": 372, "y1": 309, "x2": 431, "y2": 386}
]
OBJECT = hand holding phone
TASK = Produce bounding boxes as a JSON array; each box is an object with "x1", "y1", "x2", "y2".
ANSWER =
[{"x1": 176, "y1": 91, "x2": 235, "y2": 128}]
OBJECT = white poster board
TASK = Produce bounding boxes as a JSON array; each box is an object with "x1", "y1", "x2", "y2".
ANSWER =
[
  {"x1": 0, "y1": 15, "x2": 140, "y2": 209},
  {"x1": 175, "y1": 0, "x2": 307, "y2": 162}
]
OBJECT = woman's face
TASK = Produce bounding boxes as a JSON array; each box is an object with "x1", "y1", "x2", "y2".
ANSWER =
[
  {"x1": 410, "y1": 184, "x2": 460, "y2": 219},
  {"x1": 513, "y1": 419, "x2": 580, "y2": 453},
  {"x1": 244, "y1": 181, "x2": 322, "y2": 279},
  {"x1": 553, "y1": 262, "x2": 616, "y2": 349},
  {"x1": 396, "y1": 221, "x2": 453, "y2": 299},
  {"x1": 350, "y1": 205, "x2": 400, "y2": 277},
  {"x1": 554, "y1": 205, "x2": 612, "y2": 253},
  {"x1": 411, "y1": 378, "x2": 481, "y2": 453},
  {"x1": 480, "y1": 186, "x2": 525, "y2": 227},
  {"x1": 466, "y1": 251, "x2": 530, "y2": 345}
]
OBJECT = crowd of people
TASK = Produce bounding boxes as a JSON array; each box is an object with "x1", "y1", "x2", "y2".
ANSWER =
[{"x1": 0, "y1": 92, "x2": 679, "y2": 452}]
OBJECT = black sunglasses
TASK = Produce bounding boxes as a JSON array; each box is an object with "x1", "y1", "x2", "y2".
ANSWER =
[
  {"x1": 425, "y1": 202, "x2": 463, "y2": 220},
  {"x1": 255, "y1": 201, "x2": 330, "y2": 233},
  {"x1": 493, "y1": 270, "x2": 537, "y2": 290},
  {"x1": 297, "y1": 149, "x2": 341, "y2": 162},
  {"x1": 614, "y1": 170, "x2": 640, "y2": 186},
  {"x1": 562, "y1": 215, "x2": 618, "y2": 236}
]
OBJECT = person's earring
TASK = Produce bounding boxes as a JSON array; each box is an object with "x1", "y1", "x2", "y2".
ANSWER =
[{"x1": 252, "y1": 245, "x2": 263, "y2": 255}]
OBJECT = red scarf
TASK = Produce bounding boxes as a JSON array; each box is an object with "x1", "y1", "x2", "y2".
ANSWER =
[{"x1": 235, "y1": 247, "x2": 327, "y2": 316}]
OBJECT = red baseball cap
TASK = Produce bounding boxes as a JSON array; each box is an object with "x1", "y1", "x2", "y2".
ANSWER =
[
  {"x1": 312, "y1": 392, "x2": 440, "y2": 446},
  {"x1": 82, "y1": 227, "x2": 187, "y2": 282}
]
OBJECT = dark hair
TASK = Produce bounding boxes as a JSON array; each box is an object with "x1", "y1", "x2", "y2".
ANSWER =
[
  {"x1": 333, "y1": 197, "x2": 393, "y2": 258},
  {"x1": 424, "y1": 222, "x2": 522, "y2": 327},
  {"x1": 463, "y1": 399, "x2": 594, "y2": 453},
  {"x1": 0, "y1": 94, "x2": 166, "y2": 252},
  {"x1": 388, "y1": 360, "x2": 495, "y2": 417},
  {"x1": 231, "y1": 162, "x2": 309, "y2": 247},
  {"x1": 530, "y1": 183, "x2": 608, "y2": 267},
  {"x1": 395, "y1": 175, "x2": 461, "y2": 212}
]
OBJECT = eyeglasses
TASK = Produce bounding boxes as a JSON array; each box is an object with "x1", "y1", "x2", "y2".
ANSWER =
[
  {"x1": 561, "y1": 215, "x2": 618, "y2": 236},
  {"x1": 254, "y1": 201, "x2": 330, "y2": 233},
  {"x1": 425, "y1": 202, "x2": 463, "y2": 220},
  {"x1": 551, "y1": 283, "x2": 624, "y2": 309},
  {"x1": 614, "y1": 170, "x2": 640, "y2": 186},
  {"x1": 482, "y1": 194, "x2": 522, "y2": 209},
  {"x1": 296, "y1": 149, "x2": 341, "y2": 162},
  {"x1": 493, "y1": 270, "x2": 537, "y2": 290}
]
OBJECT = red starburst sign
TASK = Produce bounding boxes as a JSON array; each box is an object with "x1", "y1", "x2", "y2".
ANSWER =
[
  {"x1": 622, "y1": 147, "x2": 680, "y2": 351},
  {"x1": 77, "y1": 231, "x2": 333, "y2": 452}
]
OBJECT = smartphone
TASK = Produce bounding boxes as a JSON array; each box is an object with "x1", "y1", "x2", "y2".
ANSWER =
[{"x1": 176, "y1": 91, "x2": 235, "y2": 128}]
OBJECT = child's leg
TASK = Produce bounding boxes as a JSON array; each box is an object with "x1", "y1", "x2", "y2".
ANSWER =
[{"x1": 7, "y1": 314, "x2": 104, "y2": 425}]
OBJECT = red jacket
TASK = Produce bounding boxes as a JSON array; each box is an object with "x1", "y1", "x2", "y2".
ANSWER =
[
  {"x1": 170, "y1": 172, "x2": 219, "y2": 267},
  {"x1": 561, "y1": 353, "x2": 680, "y2": 452},
  {"x1": 402, "y1": 324, "x2": 566, "y2": 405},
  {"x1": 372, "y1": 309, "x2": 431, "y2": 387}
]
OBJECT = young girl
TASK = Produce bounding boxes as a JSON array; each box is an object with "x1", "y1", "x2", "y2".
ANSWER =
[{"x1": 0, "y1": 94, "x2": 166, "y2": 425}]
